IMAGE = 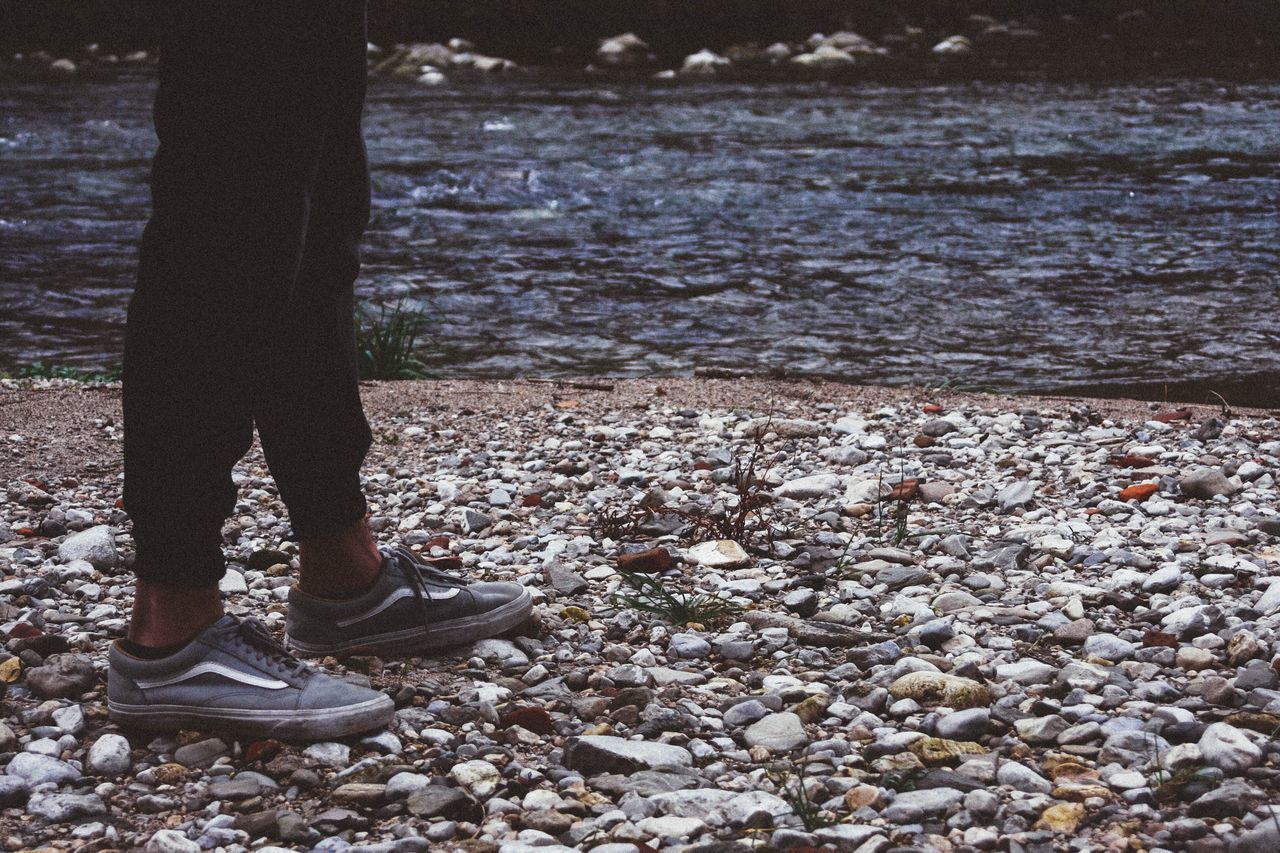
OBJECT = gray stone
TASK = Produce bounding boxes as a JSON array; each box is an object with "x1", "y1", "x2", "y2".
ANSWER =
[
  {"x1": 57, "y1": 525, "x2": 117, "y2": 569},
  {"x1": 545, "y1": 564, "x2": 588, "y2": 595},
  {"x1": 635, "y1": 814, "x2": 706, "y2": 839},
  {"x1": 86, "y1": 733, "x2": 131, "y2": 777},
  {"x1": 1014, "y1": 715, "x2": 1069, "y2": 744},
  {"x1": 996, "y1": 659, "x2": 1056, "y2": 686},
  {"x1": 386, "y1": 772, "x2": 433, "y2": 800},
  {"x1": 1188, "y1": 778, "x2": 1263, "y2": 818},
  {"x1": 405, "y1": 785, "x2": 477, "y2": 820},
  {"x1": 743, "y1": 712, "x2": 808, "y2": 752},
  {"x1": 1231, "y1": 809, "x2": 1280, "y2": 853},
  {"x1": 173, "y1": 737, "x2": 228, "y2": 768},
  {"x1": 776, "y1": 473, "x2": 843, "y2": 499},
  {"x1": 723, "y1": 699, "x2": 771, "y2": 728},
  {"x1": 996, "y1": 761, "x2": 1052, "y2": 793},
  {"x1": 996, "y1": 481, "x2": 1036, "y2": 512},
  {"x1": 922, "y1": 418, "x2": 957, "y2": 437},
  {"x1": 1083, "y1": 633, "x2": 1137, "y2": 662},
  {"x1": 26, "y1": 653, "x2": 96, "y2": 698},
  {"x1": 881, "y1": 787, "x2": 963, "y2": 822},
  {"x1": 1255, "y1": 581, "x2": 1280, "y2": 616},
  {"x1": 814, "y1": 825, "x2": 886, "y2": 852},
  {"x1": 470, "y1": 638, "x2": 530, "y2": 668},
  {"x1": 564, "y1": 736, "x2": 693, "y2": 774},
  {"x1": 878, "y1": 565, "x2": 930, "y2": 590},
  {"x1": 5, "y1": 752, "x2": 81, "y2": 786},
  {"x1": 715, "y1": 790, "x2": 791, "y2": 828},
  {"x1": 1199, "y1": 723, "x2": 1263, "y2": 774},
  {"x1": 146, "y1": 829, "x2": 201, "y2": 853},
  {"x1": 782, "y1": 588, "x2": 818, "y2": 617},
  {"x1": 935, "y1": 708, "x2": 989, "y2": 740},
  {"x1": 208, "y1": 777, "x2": 263, "y2": 800},
  {"x1": 0, "y1": 776, "x2": 30, "y2": 808},
  {"x1": 667, "y1": 632, "x2": 711, "y2": 660},
  {"x1": 1180, "y1": 468, "x2": 1237, "y2": 499},
  {"x1": 1143, "y1": 565, "x2": 1183, "y2": 593},
  {"x1": 25, "y1": 792, "x2": 106, "y2": 823},
  {"x1": 462, "y1": 509, "x2": 492, "y2": 532},
  {"x1": 49, "y1": 705, "x2": 83, "y2": 736}
]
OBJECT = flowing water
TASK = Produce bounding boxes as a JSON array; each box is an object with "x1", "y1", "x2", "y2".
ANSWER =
[{"x1": 2, "y1": 78, "x2": 1278, "y2": 404}]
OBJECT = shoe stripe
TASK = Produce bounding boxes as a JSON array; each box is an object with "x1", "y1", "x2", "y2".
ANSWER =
[
  {"x1": 334, "y1": 585, "x2": 459, "y2": 628},
  {"x1": 134, "y1": 662, "x2": 289, "y2": 691}
]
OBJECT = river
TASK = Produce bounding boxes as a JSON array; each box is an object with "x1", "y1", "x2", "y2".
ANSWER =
[{"x1": 2, "y1": 78, "x2": 1278, "y2": 405}]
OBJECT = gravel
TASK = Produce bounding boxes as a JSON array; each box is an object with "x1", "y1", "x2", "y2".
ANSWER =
[{"x1": 1, "y1": 377, "x2": 1279, "y2": 848}]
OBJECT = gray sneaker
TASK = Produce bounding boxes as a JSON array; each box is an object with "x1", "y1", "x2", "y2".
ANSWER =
[
  {"x1": 108, "y1": 615, "x2": 394, "y2": 739},
  {"x1": 285, "y1": 546, "x2": 534, "y2": 657}
]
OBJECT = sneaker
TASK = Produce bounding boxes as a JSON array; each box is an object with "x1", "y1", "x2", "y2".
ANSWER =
[
  {"x1": 285, "y1": 545, "x2": 534, "y2": 657},
  {"x1": 108, "y1": 615, "x2": 395, "y2": 738}
]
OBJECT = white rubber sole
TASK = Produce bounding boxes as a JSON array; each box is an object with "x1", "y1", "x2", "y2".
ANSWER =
[
  {"x1": 107, "y1": 694, "x2": 394, "y2": 740},
  {"x1": 286, "y1": 589, "x2": 534, "y2": 657}
]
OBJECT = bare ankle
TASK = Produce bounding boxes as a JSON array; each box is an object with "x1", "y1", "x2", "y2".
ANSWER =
[
  {"x1": 298, "y1": 516, "x2": 383, "y2": 599},
  {"x1": 129, "y1": 580, "x2": 224, "y2": 647}
]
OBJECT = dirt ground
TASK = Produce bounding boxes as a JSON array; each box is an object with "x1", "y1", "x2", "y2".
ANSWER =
[{"x1": 0, "y1": 377, "x2": 1263, "y2": 484}]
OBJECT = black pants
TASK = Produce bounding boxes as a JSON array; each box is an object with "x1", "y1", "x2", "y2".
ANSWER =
[{"x1": 123, "y1": 1, "x2": 373, "y2": 588}]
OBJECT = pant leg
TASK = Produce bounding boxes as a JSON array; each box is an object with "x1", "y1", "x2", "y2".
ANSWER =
[
  {"x1": 254, "y1": 0, "x2": 373, "y2": 541},
  {"x1": 123, "y1": 1, "x2": 358, "y2": 587}
]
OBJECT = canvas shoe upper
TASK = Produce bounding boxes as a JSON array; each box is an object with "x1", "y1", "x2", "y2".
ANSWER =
[
  {"x1": 286, "y1": 546, "x2": 533, "y2": 656},
  {"x1": 108, "y1": 614, "x2": 394, "y2": 739}
]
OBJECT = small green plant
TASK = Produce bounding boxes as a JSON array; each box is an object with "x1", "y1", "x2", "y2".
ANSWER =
[
  {"x1": 675, "y1": 420, "x2": 776, "y2": 547},
  {"x1": 921, "y1": 376, "x2": 998, "y2": 395},
  {"x1": 611, "y1": 570, "x2": 743, "y2": 628},
  {"x1": 769, "y1": 765, "x2": 836, "y2": 832},
  {"x1": 592, "y1": 505, "x2": 651, "y2": 542},
  {"x1": 8, "y1": 361, "x2": 123, "y2": 382},
  {"x1": 355, "y1": 299, "x2": 433, "y2": 380}
]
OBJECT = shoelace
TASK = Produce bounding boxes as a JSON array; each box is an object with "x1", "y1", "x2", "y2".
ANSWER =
[
  {"x1": 386, "y1": 546, "x2": 472, "y2": 624},
  {"x1": 228, "y1": 617, "x2": 311, "y2": 681}
]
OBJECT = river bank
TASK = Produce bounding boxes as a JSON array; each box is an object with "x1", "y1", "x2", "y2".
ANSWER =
[
  {"x1": 5, "y1": 0, "x2": 1280, "y2": 83},
  {"x1": 1, "y1": 377, "x2": 1279, "y2": 849}
]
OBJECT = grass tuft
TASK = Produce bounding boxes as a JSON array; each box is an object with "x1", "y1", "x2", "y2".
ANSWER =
[
  {"x1": 355, "y1": 299, "x2": 434, "y2": 380},
  {"x1": 611, "y1": 569, "x2": 743, "y2": 628},
  {"x1": 769, "y1": 765, "x2": 838, "y2": 831},
  {"x1": 7, "y1": 361, "x2": 122, "y2": 383}
]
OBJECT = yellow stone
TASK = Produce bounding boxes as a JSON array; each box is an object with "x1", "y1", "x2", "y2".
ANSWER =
[
  {"x1": 0, "y1": 657, "x2": 21, "y2": 683},
  {"x1": 581, "y1": 723, "x2": 612, "y2": 736},
  {"x1": 870, "y1": 752, "x2": 924, "y2": 775},
  {"x1": 152, "y1": 763, "x2": 188, "y2": 785},
  {"x1": 908, "y1": 737, "x2": 986, "y2": 766},
  {"x1": 1052, "y1": 783, "x2": 1114, "y2": 802},
  {"x1": 791, "y1": 695, "x2": 828, "y2": 724},
  {"x1": 1047, "y1": 762, "x2": 1100, "y2": 783},
  {"x1": 844, "y1": 783, "x2": 880, "y2": 809},
  {"x1": 1035, "y1": 802, "x2": 1085, "y2": 833},
  {"x1": 1225, "y1": 711, "x2": 1280, "y2": 735},
  {"x1": 888, "y1": 672, "x2": 992, "y2": 709},
  {"x1": 561, "y1": 606, "x2": 591, "y2": 623}
]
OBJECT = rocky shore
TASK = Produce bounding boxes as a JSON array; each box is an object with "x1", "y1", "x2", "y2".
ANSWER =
[
  {"x1": 2, "y1": 377, "x2": 1280, "y2": 851},
  {"x1": 5, "y1": 1, "x2": 1280, "y2": 84}
]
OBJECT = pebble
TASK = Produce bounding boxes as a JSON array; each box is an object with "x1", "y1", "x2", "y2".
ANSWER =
[
  {"x1": 1198, "y1": 723, "x2": 1263, "y2": 774},
  {"x1": 55, "y1": 524, "x2": 118, "y2": 568},
  {"x1": 25, "y1": 653, "x2": 96, "y2": 698},
  {"x1": 146, "y1": 829, "x2": 201, "y2": 853},
  {"x1": 743, "y1": 712, "x2": 808, "y2": 751},
  {"x1": 86, "y1": 733, "x2": 131, "y2": 776}
]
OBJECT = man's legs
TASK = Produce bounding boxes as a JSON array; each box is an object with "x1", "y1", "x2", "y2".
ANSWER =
[
  {"x1": 123, "y1": 0, "x2": 364, "y2": 642},
  {"x1": 112, "y1": 1, "x2": 397, "y2": 737}
]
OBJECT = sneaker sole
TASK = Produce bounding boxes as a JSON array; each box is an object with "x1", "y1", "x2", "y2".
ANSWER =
[
  {"x1": 107, "y1": 694, "x2": 394, "y2": 740},
  {"x1": 286, "y1": 589, "x2": 534, "y2": 657}
]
